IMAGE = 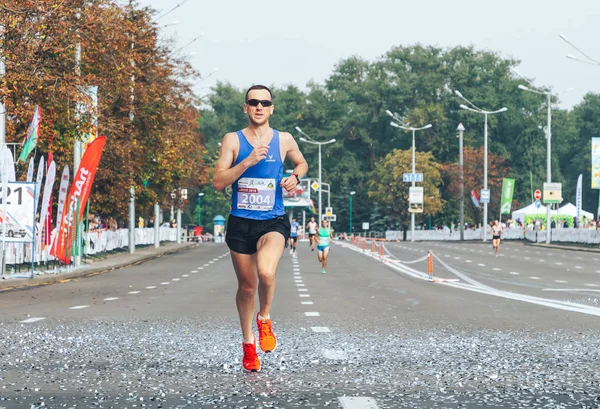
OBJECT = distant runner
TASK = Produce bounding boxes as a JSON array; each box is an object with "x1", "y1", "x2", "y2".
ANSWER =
[
  {"x1": 315, "y1": 219, "x2": 334, "y2": 274},
  {"x1": 289, "y1": 217, "x2": 300, "y2": 254},
  {"x1": 490, "y1": 219, "x2": 503, "y2": 256},
  {"x1": 306, "y1": 216, "x2": 318, "y2": 251}
]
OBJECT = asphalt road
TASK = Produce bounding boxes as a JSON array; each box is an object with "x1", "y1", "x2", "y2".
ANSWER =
[{"x1": 1, "y1": 239, "x2": 600, "y2": 408}]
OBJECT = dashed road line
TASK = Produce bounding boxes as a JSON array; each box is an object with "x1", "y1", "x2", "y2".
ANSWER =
[
  {"x1": 305, "y1": 312, "x2": 320, "y2": 316},
  {"x1": 69, "y1": 305, "x2": 89, "y2": 310},
  {"x1": 160, "y1": 282, "x2": 170, "y2": 285},
  {"x1": 146, "y1": 286, "x2": 157, "y2": 289},
  {"x1": 338, "y1": 396, "x2": 379, "y2": 409},
  {"x1": 103, "y1": 297, "x2": 119, "y2": 301},
  {"x1": 311, "y1": 327, "x2": 330, "y2": 333},
  {"x1": 20, "y1": 317, "x2": 46, "y2": 323},
  {"x1": 301, "y1": 301, "x2": 314, "y2": 305},
  {"x1": 128, "y1": 291, "x2": 140, "y2": 294}
]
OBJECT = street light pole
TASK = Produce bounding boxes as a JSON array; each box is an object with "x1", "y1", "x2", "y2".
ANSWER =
[
  {"x1": 385, "y1": 110, "x2": 432, "y2": 242},
  {"x1": 295, "y1": 127, "x2": 336, "y2": 223},
  {"x1": 350, "y1": 191, "x2": 356, "y2": 233},
  {"x1": 197, "y1": 192, "x2": 204, "y2": 226},
  {"x1": 454, "y1": 91, "x2": 507, "y2": 241},
  {"x1": 457, "y1": 123, "x2": 465, "y2": 241},
  {"x1": 514, "y1": 70, "x2": 572, "y2": 244}
]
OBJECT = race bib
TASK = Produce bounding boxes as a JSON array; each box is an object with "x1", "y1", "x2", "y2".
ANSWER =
[
  {"x1": 320, "y1": 236, "x2": 330, "y2": 246},
  {"x1": 237, "y1": 177, "x2": 276, "y2": 211}
]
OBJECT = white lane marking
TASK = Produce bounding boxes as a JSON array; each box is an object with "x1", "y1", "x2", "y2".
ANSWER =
[
  {"x1": 311, "y1": 327, "x2": 330, "y2": 333},
  {"x1": 296, "y1": 284, "x2": 305, "y2": 287},
  {"x1": 510, "y1": 272, "x2": 520, "y2": 275},
  {"x1": 146, "y1": 286, "x2": 157, "y2": 289},
  {"x1": 477, "y1": 263, "x2": 486, "y2": 267},
  {"x1": 203, "y1": 264, "x2": 209, "y2": 267},
  {"x1": 301, "y1": 301, "x2": 314, "y2": 305},
  {"x1": 585, "y1": 284, "x2": 599, "y2": 287},
  {"x1": 299, "y1": 294, "x2": 310, "y2": 297},
  {"x1": 444, "y1": 255, "x2": 450, "y2": 258},
  {"x1": 555, "y1": 262, "x2": 563, "y2": 265},
  {"x1": 198, "y1": 267, "x2": 204, "y2": 270},
  {"x1": 524, "y1": 257, "x2": 530, "y2": 260},
  {"x1": 466, "y1": 260, "x2": 472, "y2": 263},
  {"x1": 338, "y1": 397, "x2": 379, "y2": 409},
  {"x1": 538, "y1": 260, "x2": 545, "y2": 263},
  {"x1": 213, "y1": 258, "x2": 219, "y2": 261},
  {"x1": 209, "y1": 261, "x2": 214, "y2": 264},
  {"x1": 69, "y1": 305, "x2": 89, "y2": 310},
  {"x1": 555, "y1": 280, "x2": 568, "y2": 283},
  {"x1": 20, "y1": 317, "x2": 46, "y2": 323},
  {"x1": 298, "y1": 288, "x2": 307, "y2": 291},
  {"x1": 191, "y1": 270, "x2": 198, "y2": 273},
  {"x1": 171, "y1": 278, "x2": 180, "y2": 282},
  {"x1": 182, "y1": 274, "x2": 189, "y2": 277},
  {"x1": 529, "y1": 277, "x2": 541, "y2": 280},
  {"x1": 305, "y1": 312, "x2": 320, "y2": 316},
  {"x1": 160, "y1": 282, "x2": 170, "y2": 285},
  {"x1": 128, "y1": 291, "x2": 140, "y2": 294},
  {"x1": 542, "y1": 288, "x2": 600, "y2": 292},
  {"x1": 575, "y1": 266, "x2": 583, "y2": 269},
  {"x1": 103, "y1": 297, "x2": 119, "y2": 301},
  {"x1": 295, "y1": 280, "x2": 303, "y2": 282},
  {"x1": 454, "y1": 257, "x2": 460, "y2": 260},
  {"x1": 492, "y1": 268, "x2": 501, "y2": 271}
]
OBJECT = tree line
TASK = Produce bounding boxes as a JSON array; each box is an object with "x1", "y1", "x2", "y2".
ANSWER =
[
  {"x1": 1, "y1": 0, "x2": 208, "y2": 223},
  {"x1": 200, "y1": 45, "x2": 600, "y2": 231}
]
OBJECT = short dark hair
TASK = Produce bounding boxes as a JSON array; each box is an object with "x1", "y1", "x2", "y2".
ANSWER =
[{"x1": 245, "y1": 85, "x2": 273, "y2": 102}]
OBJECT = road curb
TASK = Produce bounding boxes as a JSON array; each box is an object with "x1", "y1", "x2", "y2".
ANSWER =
[
  {"x1": 0, "y1": 243, "x2": 199, "y2": 292},
  {"x1": 524, "y1": 241, "x2": 600, "y2": 254}
]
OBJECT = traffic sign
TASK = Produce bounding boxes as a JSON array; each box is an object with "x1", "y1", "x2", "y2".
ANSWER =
[
  {"x1": 325, "y1": 207, "x2": 333, "y2": 217},
  {"x1": 543, "y1": 182, "x2": 562, "y2": 204},
  {"x1": 534, "y1": 189, "x2": 541, "y2": 200},
  {"x1": 324, "y1": 214, "x2": 337, "y2": 222},
  {"x1": 480, "y1": 189, "x2": 490, "y2": 204},
  {"x1": 403, "y1": 173, "x2": 423, "y2": 183},
  {"x1": 535, "y1": 200, "x2": 541, "y2": 209},
  {"x1": 311, "y1": 181, "x2": 319, "y2": 191}
]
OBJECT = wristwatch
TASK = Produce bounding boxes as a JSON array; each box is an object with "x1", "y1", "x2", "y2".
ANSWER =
[{"x1": 292, "y1": 173, "x2": 301, "y2": 184}]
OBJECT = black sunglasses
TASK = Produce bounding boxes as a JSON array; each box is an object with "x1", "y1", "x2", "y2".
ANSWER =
[{"x1": 246, "y1": 99, "x2": 273, "y2": 107}]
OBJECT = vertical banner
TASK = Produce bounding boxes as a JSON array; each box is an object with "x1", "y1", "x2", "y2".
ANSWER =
[
  {"x1": 51, "y1": 136, "x2": 106, "y2": 264},
  {"x1": 51, "y1": 165, "x2": 70, "y2": 253},
  {"x1": 80, "y1": 85, "x2": 99, "y2": 152},
  {"x1": 34, "y1": 156, "x2": 45, "y2": 217},
  {"x1": 4, "y1": 145, "x2": 15, "y2": 182},
  {"x1": 500, "y1": 178, "x2": 515, "y2": 215},
  {"x1": 576, "y1": 174, "x2": 583, "y2": 221},
  {"x1": 592, "y1": 138, "x2": 600, "y2": 188},
  {"x1": 26, "y1": 157, "x2": 34, "y2": 182},
  {"x1": 36, "y1": 161, "x2": 56, "y2": 253}
]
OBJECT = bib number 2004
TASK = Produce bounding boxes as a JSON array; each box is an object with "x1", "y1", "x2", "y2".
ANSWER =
[{"x1": 237, "y1": 178, "x2": 276, "y2": 211}]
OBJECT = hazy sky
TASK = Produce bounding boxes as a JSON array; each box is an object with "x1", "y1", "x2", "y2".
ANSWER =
[{"x1": 139, "y1": 0, "x2": 600, "y2": 110}]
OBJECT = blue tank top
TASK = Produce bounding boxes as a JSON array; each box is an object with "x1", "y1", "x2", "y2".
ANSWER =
[{"x1": 231, "y1": 129, "x2": 284, "y2": 220}]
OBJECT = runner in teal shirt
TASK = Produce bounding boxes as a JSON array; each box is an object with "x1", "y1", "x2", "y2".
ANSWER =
[{"x1": 316, "y1": 219, "x2": 334, "y2": 274}]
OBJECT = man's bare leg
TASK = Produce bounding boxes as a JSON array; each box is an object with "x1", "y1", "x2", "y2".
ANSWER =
[
  {"x1": 256, "y1": 232, "x2": 285, "y2": 318},
  {"x1": 231, "y1": 251, "x2": 258, "y2": 343}
]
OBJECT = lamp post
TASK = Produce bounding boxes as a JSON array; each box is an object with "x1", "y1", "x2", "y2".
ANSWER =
[
  {"x1": 197, "y1": 192, "x2": 204, "y2": 226},
  {"x1": 349, "y1": 191, "x2": 356, "y2": 233},
  {"x1": 454, "y1": 90, "x2": 507, "y2": 241},
  {"x1": 295, "y1": 126, "x2": 336, "y2": 223},
  {"x1": 457, "y1": 122, "x2": 465, "y2": 241},
  {"x1": 514, "y1": 71, "x2": 572, "y2": 244},
  {"x1": 385, "y1": 110, "x2": 432, "y2": 242}
]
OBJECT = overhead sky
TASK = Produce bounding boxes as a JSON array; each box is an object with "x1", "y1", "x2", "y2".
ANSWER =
[{"x1": 139, "y1": 0, "x2": 600, "y2": 110}]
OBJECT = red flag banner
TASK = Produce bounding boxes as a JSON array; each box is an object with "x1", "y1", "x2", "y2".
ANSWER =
[{"x1": 51, "y1": 136, "x2": 107, "y2": 264}]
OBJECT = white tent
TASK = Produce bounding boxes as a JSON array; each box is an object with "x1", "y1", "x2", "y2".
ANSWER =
[
  {"x1": 511, "y1": 202, "x2": 594, "y2": 223},
  {"x1": 511, "y1": 202, "x2": 541, "y2": 223},
  {"x1": 557, "y1": 203, "x2": 594, "y2": 220}
]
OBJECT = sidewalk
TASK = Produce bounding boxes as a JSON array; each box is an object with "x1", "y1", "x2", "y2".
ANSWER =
[
  {"x1": 0, "y1": 242, "x2": 199, "y2": 292},
  {"x1": 525, "y1": 241, "x2": 600, "y2": 253}
]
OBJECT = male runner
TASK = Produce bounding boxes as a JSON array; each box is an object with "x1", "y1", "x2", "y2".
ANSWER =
[
  {"x1": 490, "y1": 219, "x2": 503, "y2": 256},
  {"x1": 315, "y1": 218, "x2": 334, "y2": 274},
  {"x1": 289, "y1": 217, "x2": 300, "y2": 254},
  {"x1": 212, "y1": 85, "x2": 308, "y2": 372},
  {"x1": 306, "y1": 216, "x2": 318, "y2": 251}
]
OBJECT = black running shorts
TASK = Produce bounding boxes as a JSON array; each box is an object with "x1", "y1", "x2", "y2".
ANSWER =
[
  {"x1": 290, "y1": 236, "x2": 298, "y2": 243},
  {"x1": 226, "y1": 214, "x2": 291, "y2": 255}
]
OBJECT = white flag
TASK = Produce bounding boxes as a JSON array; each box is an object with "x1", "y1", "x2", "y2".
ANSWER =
[
  {"x1": 4, "y1": 146, "x2": 15, "y2": 182},
  {"x1": 26, "y1": 157, "x2": 34, "y2": 182},
  {"x1": 34, "y1": 156, "x2": 45, "y2": 216},
  {"x1": 36, "y1": 161, "x2": 56, "y2": 253},
  {"x1": 576, "y1": 174, "x2": 582, "y2": 221}
]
